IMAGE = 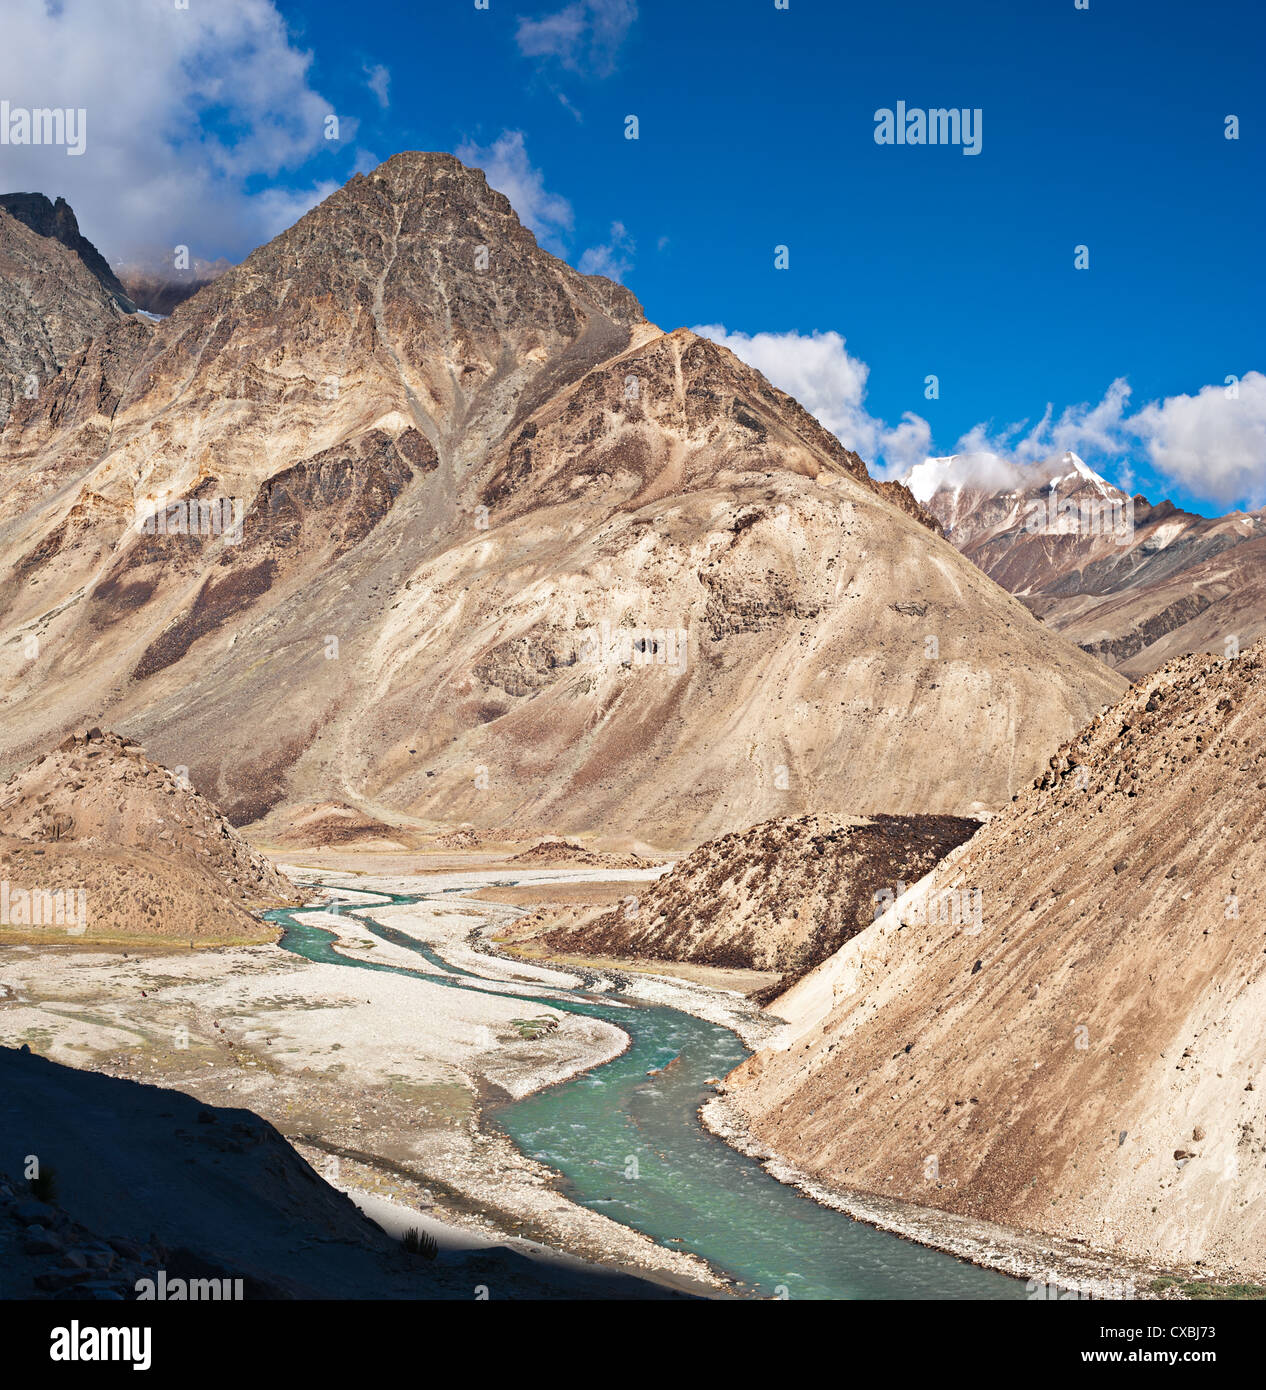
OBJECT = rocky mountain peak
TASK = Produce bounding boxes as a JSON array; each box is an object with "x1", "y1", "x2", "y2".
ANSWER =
[
  {"x1": 0, "y1": 202, "x2": 137, "y2": 434},
  {"x1": 0, "y1": 152, "x2": 1124, "y2": 840},
  {"x1": 0, "y1": 192, "x2": 134, "y2": 311}
]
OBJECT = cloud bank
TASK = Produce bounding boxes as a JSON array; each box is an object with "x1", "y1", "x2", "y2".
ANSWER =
[
  {"x1": 692, "y1": 325, "x2": 1263, "y2": 509},
  {"x1": 1134, "y1": 373, "x2": 1266, "y2": 509},
  {"x1": 0, "y1": 0, "x2": 353, "y2": 265}
]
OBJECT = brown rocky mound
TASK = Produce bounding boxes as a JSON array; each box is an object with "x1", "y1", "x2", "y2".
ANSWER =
[
  {"x1": 726, "y1": 642, "x2": 1266, "y2": 1281},
  {"x1": 0, "y1": 836, "x2": 273, "y2": 945},
  {"x1": 264, "y1": 801, "x2": 409, "y2": 850},
  {"x1": 0, "y1": 729, "x2": 297, "y2": 941},
  {"x1": 436, "y1": 827, "x2": 482, "y2": 850},
  {"x1": 512, "y1": 814, "x2": 979, "y2": 989},
  {"x1": 510, "y1": 839, "x2": 649, "y2": 869}
]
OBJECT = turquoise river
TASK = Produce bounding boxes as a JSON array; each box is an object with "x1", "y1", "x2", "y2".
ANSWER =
[{"x1": 266, "y1": 881, "x2": 1027, "y2": 1301}]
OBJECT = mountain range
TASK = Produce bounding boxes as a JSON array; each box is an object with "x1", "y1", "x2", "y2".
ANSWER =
[
  {"x1": 909, "y1": 452, "x2": 1266, "y2": 679},
  {"x1": 0, "y1": 155, "x2": 1122, "y2": 844},
  {"x1": 2, "y1": 151, "x2": 1263, "y2": 1299}
]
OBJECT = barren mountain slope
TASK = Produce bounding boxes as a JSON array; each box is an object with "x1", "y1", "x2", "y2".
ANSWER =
[
  {"x1": 508, "y1": 813, "x2": 979, "y2": 987},
  {"x1": 0, "y1": 729, "x2": 297, "y2": 941},
  {"x1": 0, "y1": 153, "x2": 1122, "y2": 841},
  {"x1": 0, "y1": 193, "x2": 135, "y2": 309},
  {"x1": 726, "y1": 642, "x2": 1266, "y2": 1280},
  {"x1": 913, "y1": 453, "x2": 1266, "y2": 676},
  {"x1": 261, "y1": 800, "x2": 412, "y2": 850},
  {"x1": 0, "y1": 204, "x2": 134, "y2": 430}
]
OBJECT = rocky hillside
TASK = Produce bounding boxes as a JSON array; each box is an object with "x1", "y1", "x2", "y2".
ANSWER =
[
  {"x1": 0, "y1": 1045, "x2": 679, "y2": 1299},
  {"x1": 0, "y1": 153, "x2": 1122, "y2": 842},
  {"x1": 911, "y1": 452, "x2": 1266, "y2": 677},
  {"x1": 0, "y1": 193, "x2": 135, "y2": 310},
  {"x1": 510, "y1": 814, "x2": 979, "y2": 988},
  {"x1": 726, "y1": 642, "x2": 1266, "y2": 1281},
  {"x1": 257, "y1": 800, "x2": 411, "y2": 850},
  {"x1": 0, "y1": 202, "x2": 136, "y2": 429},
  {"x1": 0, "y1": 728, "x2": 297, "y2": 942}
]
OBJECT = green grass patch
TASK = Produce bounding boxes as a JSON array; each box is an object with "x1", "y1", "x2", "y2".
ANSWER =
[{"x1": 1151, "y1": 1276, "x2": 1266, "y2": 1300}]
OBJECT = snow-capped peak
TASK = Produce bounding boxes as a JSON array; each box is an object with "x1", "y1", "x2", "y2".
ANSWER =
[
  {"x1": 905, "y1": 450, "x2": 1123, "y2": 503},
  {"x1": 1057, "y1": 451, "x2": 1114, "y2": 496}
]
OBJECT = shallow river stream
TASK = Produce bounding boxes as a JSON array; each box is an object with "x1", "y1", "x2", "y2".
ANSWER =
[{"x1": 267, "y1": 880, "x2": 1027, "y2": 1300}]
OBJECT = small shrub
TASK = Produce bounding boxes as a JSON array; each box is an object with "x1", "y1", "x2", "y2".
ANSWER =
[{"x1": 402, "y1": 1226, "x2": 438, "y2": 1259}]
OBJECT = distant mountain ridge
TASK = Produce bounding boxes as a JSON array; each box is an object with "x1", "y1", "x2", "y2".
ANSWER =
[
  {"x1": 0, "y1": 197, "x2": 139, "y2": 429},
  {"x1": 115, "y1": 255, "x2": 235, "y2": 317},
  {"x1": 0, "y1": 192, "x2": 135, "y2": 310},
  {"x1": 908, "y1": 451, "x2": 1266, "y2": 677}
]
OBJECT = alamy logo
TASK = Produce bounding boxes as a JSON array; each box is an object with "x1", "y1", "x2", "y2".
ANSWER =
[
  {"x1": 1027, "y1": 1273, "x2": 1136, "y2": 1301},
  {"x1": 0, "y1": 102, "x2": 87, "y2": 156},
  {"x1": 135, "y1": 495, "x2": 245, "y2": 544},
  {"x1": 135, "y1": 1269, "x2": 244, "y2": 1300},
  {"x1": 578, "y1": 620, "x2": 689, "y2": 674},
  {"x1": 874, "y1": 102, "x2": 982, "y2": 156},
  {"x1": 874, "y1": 881, "x2": 984, "y2": 934},
  {"x1": 1, "y1": 880, "x2": 88, "y2": 934},
  {"x1": 49, "y1": 1322, "x2": 150, "y2": 1371}
]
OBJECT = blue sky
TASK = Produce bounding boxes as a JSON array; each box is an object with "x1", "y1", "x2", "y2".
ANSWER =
[{"x1": 3, "y1": 0, "x2": 1262, "y2": 511}]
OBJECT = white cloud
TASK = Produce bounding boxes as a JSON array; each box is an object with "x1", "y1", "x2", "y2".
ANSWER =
[
  {"x1": 693, "y1": 327, "x2": 869, "y2": 436},
  {"x1": 1132, "y1": 372, "x2": 1266, "y2": 509},
  {"x1": 692, "y1": 325, "x2": 932, "y2": 472},
  {"x1": 578, "y1": 220, "x2": 634, "y2": 282},
  {"x1": 905, "y1": 452, "x2": 1029, "y2": 502},
  {"x1": 455, "y1": 130, "x2": 574, "y2": 251},
  {"x1": 950, "y1": 379, "x2": 1133, "y2": 465},
  {"x1": 690, "y1": 327, "x2": 1264, "y2": 508},
  {"x1": 364, "y1": 64, "x2": 391, "y2": 110},
  {"x1": 878, "y1": 412, "x2": 934, "y2": 473},
  {"x1": 250, "y1": 180, "x2": 343, "y2": 242},
  {"x1": 947, "y1": 374, "x2": 1266, "y2": 508},
  {"x1": 0, "y1": 0, "x2": 349, "y2": 264},
  {"x1": 516, "y1": 0, "x2": 638, "y2": 78},
  {"x1": 555, "y1": 88, "x2": 585, "y2": 123}
]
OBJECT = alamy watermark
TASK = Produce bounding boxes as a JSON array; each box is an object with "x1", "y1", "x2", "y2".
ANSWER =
[
  {"x1": 1, "y1": 881, "x2": 88, "y2": 934},
  {"x1": 1027, "y1": 1273, "x2": 1136, "y2": 1301},
  {"x1": 135, "y1": 1270, "x2": 243, "y2": 1300},
  {"x1": 134, "y1": 494, "x2": 245, "y2": 544},
  {"x1": 873, "y1": 881, "x2": 984, "y2": 934},
  {"x1": 874, "y1": 102, "x2": 982, "y2": 156},
  {"x1": 578, "y1": 619, "x2": 688, "y2": 674},
  {"x1": 0, "y1": 102, "x2": 86, "y2": 156}
]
